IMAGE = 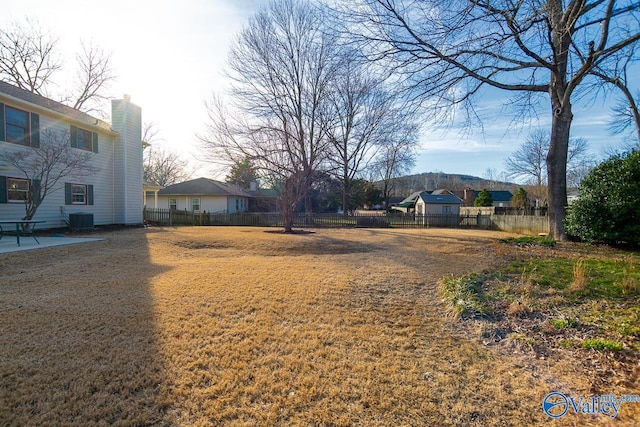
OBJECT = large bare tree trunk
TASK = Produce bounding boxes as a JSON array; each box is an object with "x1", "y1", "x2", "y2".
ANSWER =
[
  {"x1": 333, "y1": 0, "x2": 640, "y2": 240},
  {"x1": 546, "y1": 1, "x2": 572, "y2": 242},
  {"x1": 547, "y1": 100, "x2": 572, "y2": 241},
  {"x1": 281, "y1": 176, "x2": 297, "y2": 233},
  {"x1": 304, "y1": 168, "x2": 313, "y2": 214}
]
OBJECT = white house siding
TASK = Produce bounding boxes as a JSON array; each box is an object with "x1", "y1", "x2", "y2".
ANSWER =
[
  {"x1": 1, "y1": 84, "x2": 142, "y2": 228},
  {"x1": 204, "y1": 196, "x2": 238, "y2": 213},
  {"x1": 0, "y1": 106, "x2": 118, "y2": 227},
  {"x1": 157, "y1": 195, "x2": 226, "y2": 213},
  {"x1": 111, "y1": 97, "x2": 143, "y2": 225},
  {"x1": 155, "y1": 195, "x2": 250, "y2": 214},
  {"x1": 415, "y1": 200, "x2": 461, "y2": 216},
  {"x1": 227, "y1": 197, "x2": 249, "y2": 214},
  {"x1": 63, "y1": 131, "x2": 117, "y2": 226}
]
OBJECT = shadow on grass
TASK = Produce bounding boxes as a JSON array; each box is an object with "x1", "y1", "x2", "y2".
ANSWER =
[{"x1": 0, "y1": 228, "x2": 172, "y2": 425}]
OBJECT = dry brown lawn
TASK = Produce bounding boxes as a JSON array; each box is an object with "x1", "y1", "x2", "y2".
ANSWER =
[{"x1": 1, "y1": 226, "x2": 638, "y2": 426}]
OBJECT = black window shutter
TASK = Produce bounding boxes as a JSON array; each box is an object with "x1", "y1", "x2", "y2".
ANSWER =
[
  {"x1": 65, "y1": 183, "x2": 72, "y2": 205},
  {"x1": 0, "y1": 176, "x2": 6, "y2": 203},
  {"x1": 92, "y1": 132, "x2": 98, "y2": 153},
  {"x1": 0, "y1": 103, "x2": 5, "y2": 141},
  {"x1": 32, "y1": 179, "x2": 41, "y2": 205},
  {"x1": 70, "y1": 125, "x2": 78, "y2": 148},
  {"x1": 88, "y1": 185, "x2": 94, "y2": 205},
  {"x1": 30, "y1": 113, "x2": 40, "y2": 148}
]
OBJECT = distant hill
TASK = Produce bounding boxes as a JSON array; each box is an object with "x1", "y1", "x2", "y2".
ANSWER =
[{"x1": 377, "y1": 172, "x2": 519, "y2": 198}]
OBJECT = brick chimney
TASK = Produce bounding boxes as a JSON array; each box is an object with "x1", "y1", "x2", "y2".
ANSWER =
[{"x1": 464, "y1": 188, "x2": 475, "y2": 206}]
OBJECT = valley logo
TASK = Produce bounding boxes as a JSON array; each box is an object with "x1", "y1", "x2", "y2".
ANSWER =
[{"x1": 543, "y1": 392, "x2": 640, "y2": 419}]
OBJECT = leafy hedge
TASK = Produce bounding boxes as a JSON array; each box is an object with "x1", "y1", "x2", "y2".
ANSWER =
[{"x1": 565, "y1": 150, "x2": 640, "y2": 245}]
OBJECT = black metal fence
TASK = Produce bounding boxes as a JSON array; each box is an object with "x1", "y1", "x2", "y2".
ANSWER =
[{"x1": 143, "y1": 208, "x2": 480, "y2": 229}]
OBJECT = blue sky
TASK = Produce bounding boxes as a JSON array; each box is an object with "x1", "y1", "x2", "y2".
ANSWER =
[
  {"x1": 416, "y1": 99, "x2": 625, "y2": 180},
  {"x1": 1, "y1": 0, "x2": 634, "y2": 184}
]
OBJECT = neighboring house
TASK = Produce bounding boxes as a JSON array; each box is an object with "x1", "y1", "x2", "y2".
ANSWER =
[
  {"x1": 157, "y1": 178, "x2": 254, "y2": 213},
  {"x1": 391, "y1": 191, "x2": 425, "y2": 213},
  {"x1": 0, "y1": 81, "x2": 143, "y2": 228},
  {"x1": 462, "y1": 188, "x2": 513, "y2": 207},
  {"x1": 385, "y1": 196, "x2": 405, "y2": 211},
  {"x1": 245, "y1": 187, "x2": 280, "y2": 212},
  {"x1": 143, "y1": 181, "x2": 163, "y2": 209},
  {"x1": 415, "y1": 191, "x2": 462, "y2": 215},
  {"x1": 391, "y1": 189, "x2": 463, "y2": 215}
]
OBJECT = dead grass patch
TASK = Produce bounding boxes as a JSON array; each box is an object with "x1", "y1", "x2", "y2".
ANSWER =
[
  {"x1": 1, "y1": 227, "x2": 638, "y2": 426},
  {"x1": 570, "y1": 258, "x2": 588, "y2": 292},
  {"x1": 442, "y1": 240, "x2": 640, "y2": 421}
]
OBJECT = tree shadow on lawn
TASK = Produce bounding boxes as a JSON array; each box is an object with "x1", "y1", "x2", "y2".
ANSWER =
[{"x1": 0, "y1": 228, "x2": 173, "y2": 425}]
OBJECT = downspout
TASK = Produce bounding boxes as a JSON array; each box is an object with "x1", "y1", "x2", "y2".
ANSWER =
[{"x1": 112, "y1": 128, "x2": 116, "y2": 224}]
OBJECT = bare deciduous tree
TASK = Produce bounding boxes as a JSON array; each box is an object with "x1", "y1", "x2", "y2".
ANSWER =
[
  {"x1": 0, "y1": 128, "x2": 98, "y2": 221},
  {"x1": 0, "y1": 20, "x2": 60, "y2": 95},
  {"x1": 369, "y1": 128, "x2": 418, "y2": 211},
  {"x1": 0, "y1": 20, "x2": 114, "y2": 116},
  {"x1": 505, "y1": 130, "x2": 550, "y2": 188},
  {"x1": 143, "y1": 147, "x2": 192, "y2": 187},
  {"x1": 592, "y1": 46, "x2": 640, "y2": 146},
  {"x1": 608, "y1": 94, "x2": 640, "y2": 146},
  {"x1": 482, "y1": 168, "x2": 507, "y2": 190},
  {"x1": 505, "y1": 130, "x2": 592, "y2": 189},
  {"x1": 142, "y1": 121, "x2": 161, "y2": 150},
  {"x1": 325, "y1": 55, "x2": 418, "y2": 213},
  {"x1": 335, "y1": 0, "x2": 640, "y2": 239},
  {"x1": 201, "y1": 0, "x2": 337, "y2": 231},
  {"x1": 67, "y1": 41, "x2": 116, "y2": 117}
]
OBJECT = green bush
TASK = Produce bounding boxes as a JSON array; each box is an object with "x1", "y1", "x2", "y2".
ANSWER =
[
  {"x1": 565, "y1": 150, "x2": 640, "y2": 245},
  {"x1": 511, "y1": 187, "x2": 530, "y2": 208},
  {"x1": 474, "y1": 189, "x2": 494, "y2": 207}
]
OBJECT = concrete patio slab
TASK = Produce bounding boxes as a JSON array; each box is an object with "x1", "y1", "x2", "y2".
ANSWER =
[{"x1": 0, "y1": 236, "x2": 104, "y2": 254}]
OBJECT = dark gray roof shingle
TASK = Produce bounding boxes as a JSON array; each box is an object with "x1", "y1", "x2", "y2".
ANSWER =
[
  {"x1": 474, "y1": 190, "x2": 513, "y2": 202},
  {"x1": 418, "y1": 192, "x2": 462, "y2": 204},
  {"x1": 158, "y1": 178, "x2": 253, "y2": 197},
  {"x1": 0, "y1": 80, "x2": 112, "y2": 132}
]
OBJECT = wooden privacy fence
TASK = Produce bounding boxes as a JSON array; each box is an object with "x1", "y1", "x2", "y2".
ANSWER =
[
  {"x1": 488, "y1": 215, "x2": 550, "y2": 235},
  {"x1": 143, "y1": 208, "x2": 550, "y2": 235}
]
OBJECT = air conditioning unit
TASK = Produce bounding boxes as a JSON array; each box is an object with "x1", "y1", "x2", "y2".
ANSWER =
[{"x1": 68, "y1": 213, "x2": 94, "y2": 231}]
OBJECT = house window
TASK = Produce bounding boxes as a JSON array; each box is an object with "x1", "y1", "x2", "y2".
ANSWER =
[
  {"x1": 7, "y1": 177, "x2": 29, "y2": 202},
  {"x1": 235, "y1": 198, "x2": 239, "y2": 211},
  {"x1": 70, "y1": 125, "x2": 98, "y2": 152},
  {"x1": 169, "y1": 198, "x2": 177, "y2": 210},
  {"x1": 76, "y1": 128, "x2": 92, "y2": 150},
  {"x1": 64, "y1": 182, "x2": 93, "y2": 205},
  {"x1": 442, "y1": 205, "x2": 451, "y2": 214},
  {"x1": 1, "y1": 103, "x2": 39, "y2": 147},
  {"x1": 5, "y1": 107, "x2": 29, "y2": 145},
  {"x1": 192, "y1": 198, "x2": 200, "y2": 212},
  {"x1": 71, "y1": 184, "x2": 87, "y2": 205}
]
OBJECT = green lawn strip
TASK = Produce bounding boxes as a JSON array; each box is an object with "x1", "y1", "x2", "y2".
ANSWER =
[
  {"x1": 499, "y1": 236, "x2": 556, "y2": 248},
  {"x1": 502, "y1": 257, "x2": 640, "y2": 299},
  {"x1": 439, "y1": 249, "x2": 640, "y2": 352}
]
